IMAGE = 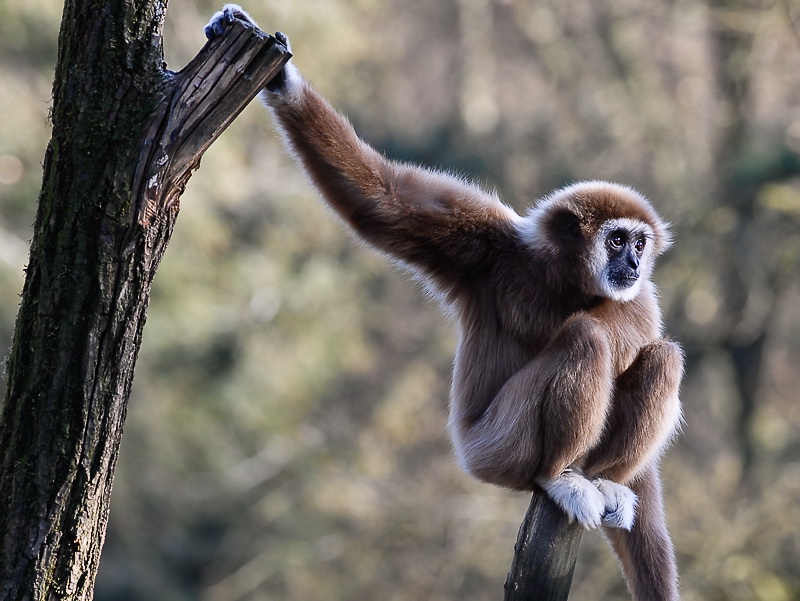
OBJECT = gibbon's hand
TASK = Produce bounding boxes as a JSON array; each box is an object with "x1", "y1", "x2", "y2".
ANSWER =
[
  {"x1": 537, "y1": 471, "x2": 607, "y2": 530},
  {"x1": 204, "y1": 4, "x2": 257, "y2": 39},
  {"x1": 204, "y1": 5, "x2": 297, "y2": 95}
]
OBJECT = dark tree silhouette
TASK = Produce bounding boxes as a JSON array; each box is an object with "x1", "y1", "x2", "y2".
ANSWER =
[{"x1": 0, "y1": 2, "x2": 288, "y2": 599}]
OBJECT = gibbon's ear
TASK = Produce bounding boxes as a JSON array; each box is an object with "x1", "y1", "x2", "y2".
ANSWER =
[{"x1": 547, "y1": 208, "x2": 583, "y2": 245}]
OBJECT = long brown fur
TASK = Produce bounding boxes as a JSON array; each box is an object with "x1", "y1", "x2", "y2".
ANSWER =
[{"x1": 206, "y1": 7, "x2": 684, "y2": 600}]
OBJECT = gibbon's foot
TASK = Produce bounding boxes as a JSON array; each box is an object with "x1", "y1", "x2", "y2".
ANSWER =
[
  {"x1": 264, "y1": 31, "x2": 293, "y2": 92},
  {"x1": 275, "y1": 31, "x2": 292, "y2": 53},
  {"x1": 593, "y1": 478, "x2": 638, "y2": 530},
  {"x1": 205, "y1": 4, "x2": 258, "y2": 40},
  {"x1": 537, "y1": 470, "x2": 605, "y2": 530}
]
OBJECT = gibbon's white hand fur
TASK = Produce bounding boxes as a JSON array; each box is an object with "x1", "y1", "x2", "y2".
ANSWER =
[{"x1": 207, "y1": 6, "x2": 684, "y2": 601}]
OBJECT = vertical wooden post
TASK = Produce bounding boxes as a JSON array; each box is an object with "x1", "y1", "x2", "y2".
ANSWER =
[{"x1": 504, "y1": 490, "x2": 583, "y2": 601}]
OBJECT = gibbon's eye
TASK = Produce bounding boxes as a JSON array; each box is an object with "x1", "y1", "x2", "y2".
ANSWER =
[
  {"x1": 634, "y1": 237, "x2": 646, "y2": 255},
  {"x1": 607, "y1": 232, "x2": 625, "y2": 250}
]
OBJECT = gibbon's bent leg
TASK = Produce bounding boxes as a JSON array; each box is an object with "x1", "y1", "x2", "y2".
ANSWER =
[
  {"x1": 457, "y1": 314, "x2": 615, "y2": 529},
  {"x1": 603, "y1": 463, "x2": 679, "y2": 601},
  {"x1": 584, "y1": 339, "x2": 684, "y2": 485}
]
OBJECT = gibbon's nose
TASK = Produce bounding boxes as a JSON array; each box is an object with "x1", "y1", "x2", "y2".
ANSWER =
[{"x1": 626, "y1": 249, "x2": 640, "y2": 270}]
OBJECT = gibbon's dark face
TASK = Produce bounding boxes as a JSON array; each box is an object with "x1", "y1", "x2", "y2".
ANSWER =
[
  {"x1": 604, "y1": 227, "x2": 646, "y2": 290},
  {"x1": 591, "y1": 217, "x2": 655, "y2": 302}
]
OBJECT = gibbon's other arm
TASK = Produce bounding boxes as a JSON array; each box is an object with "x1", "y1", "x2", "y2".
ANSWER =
[{"x1": 208, "y1": 7, "x2": 521, "y2": 291}]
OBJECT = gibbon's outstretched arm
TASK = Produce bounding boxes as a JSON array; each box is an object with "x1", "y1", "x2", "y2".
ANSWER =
[
  {"x1": 206, "y1": 8, "x2": 683, "y2": 601},
  {"x1": 267, "y1": 82, "x2": 519, "y2": 289},
  {"x1": 218, "y1": 25, "x2": 520, "y2": 298}
]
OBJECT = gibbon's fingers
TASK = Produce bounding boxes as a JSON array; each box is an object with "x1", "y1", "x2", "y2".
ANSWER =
[
  {"x1": 263, "y1": 33, "x2": 299, "y2": 95},
  {"x1": 275, "y1": 31, "x2": 292, "y2": 53},
  {"x1": 205, "y1": 4, "x2": 258, "y2": 40},
  {"x1": 537, "y1": 470, "x2": 605, "y2": 530},
  {"x1": 203, "y1": 5, "x2": 299, "y2": 98},
  {"x1": 593, "y1": 478, "x2": 638, "y2": 531}
]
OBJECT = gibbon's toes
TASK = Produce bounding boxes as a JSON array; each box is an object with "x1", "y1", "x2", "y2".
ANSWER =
[
  {"x1": 205, "y1": 4, "x2": 258, "y2": 40},
  {"x1": 593, "y1": 478, "x2": 638, "y2": 530},
  {"x1": 275, "y1": 31, "x2": 293, "y2": 53},
  {"x1": 538, "y1": 471, "x2": 605, "y2": 530},
  {"x1": 602, "y1": 507, "x2": 633, "y2": 530}
]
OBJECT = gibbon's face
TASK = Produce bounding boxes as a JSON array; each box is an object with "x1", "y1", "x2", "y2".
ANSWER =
[
  {"x1": 525, "y1": 181, "x2": 670, "y2": 303},
  {"x1": 591, "y1": 218, "x2": 656, "y2": 302}
]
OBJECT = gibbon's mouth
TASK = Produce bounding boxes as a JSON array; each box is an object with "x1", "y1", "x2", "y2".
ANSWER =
[{"x1": 609, "y1": 271, "x2": 639, "y2": 289}]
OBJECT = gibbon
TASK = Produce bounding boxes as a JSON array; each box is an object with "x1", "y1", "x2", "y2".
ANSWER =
[{"x1": 206, "y1": 6, "x2": 685, "y2": 601}]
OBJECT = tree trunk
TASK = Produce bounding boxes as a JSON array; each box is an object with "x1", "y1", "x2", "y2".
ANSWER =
[
  {"x1": 504, "y1": 490, "x2": 583, "y2": 601},
  {"x1": 0, "y1": 3, "x2": 288, "y2": 599}
]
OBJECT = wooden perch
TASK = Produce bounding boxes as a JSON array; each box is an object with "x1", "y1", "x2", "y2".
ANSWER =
[
  {"x1": 134, "y1": 18, "x2": 290, "y2": 227},
  {"x1": 504, "y1": 490, "x2": 583, "y2": 601}
]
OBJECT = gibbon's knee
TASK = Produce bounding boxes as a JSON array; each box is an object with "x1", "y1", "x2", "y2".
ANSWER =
[
  {"x1": 555, "y1": 314, "x2": 610, "y2": 356},
  {"x1": 540, "y1": 314, "x2": 614, "y2": 419},
  {"x1": 642, "y1": 339, "x2": 685, "y2": 388}
]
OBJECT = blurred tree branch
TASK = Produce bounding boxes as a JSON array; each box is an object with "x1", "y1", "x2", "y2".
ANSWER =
[
  {"x1": 707, "y1": 0, "x2": 778, "y2": 479},
  {"x1": 0, "y1": 2, "x2": 288, "y2": 599}
]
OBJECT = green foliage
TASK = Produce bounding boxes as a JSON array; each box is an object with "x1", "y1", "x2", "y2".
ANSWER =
[{"x1": 2, "y1": 0, "x2": 800, "y2": 600}]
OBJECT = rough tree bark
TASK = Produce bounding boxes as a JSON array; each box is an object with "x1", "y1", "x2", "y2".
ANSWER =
[
  {"x1": 0, "y1": 2, "x2": 288, "y2": 599},
  {"x1": 504, "y1": 491, "x2": 583, "y2": 601}
]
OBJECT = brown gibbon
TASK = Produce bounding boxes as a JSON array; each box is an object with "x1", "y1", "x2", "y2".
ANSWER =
[{"x1": 206, "y1": 6, "x2": 685, "y2": 600}]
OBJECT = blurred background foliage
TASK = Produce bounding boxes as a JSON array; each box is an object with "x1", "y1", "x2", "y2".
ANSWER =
[{"x1": 2, "y1": 0, "x2": 800, "y2": 599}]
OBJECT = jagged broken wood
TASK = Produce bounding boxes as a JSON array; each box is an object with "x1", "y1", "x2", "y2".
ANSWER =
[
  {"x1": 133, "y1": 17, "x2": 289, "y2": 228},
  {"x1": 503, "y1": 490, "x2": 583, "y2": 601}
]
